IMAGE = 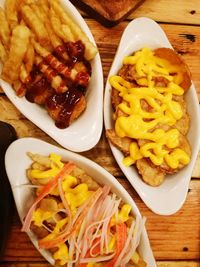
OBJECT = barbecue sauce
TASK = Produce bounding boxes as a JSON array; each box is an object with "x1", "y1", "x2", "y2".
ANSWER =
[
  {"x1": 25, "y1": 41, "x2": 90, "y2": 129},
  {"x1": 46, "y1": 87, "x2": 82, "y2": 129}
]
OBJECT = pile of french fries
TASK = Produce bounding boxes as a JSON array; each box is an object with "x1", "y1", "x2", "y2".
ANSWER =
[{"x1": 0, "y1": 0, "x2": 98, "y2": 96}]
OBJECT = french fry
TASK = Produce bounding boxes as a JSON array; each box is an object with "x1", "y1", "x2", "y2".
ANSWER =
[
  {"x1": 19, "y1": 63, "x2": 29, "y2": 83},
  {"x1": 32, "y1": 40, "x2": 78, "y2": 81},
  {"x1": 45, "y1": 20, "x2": 69, "y2": 61},
  {"x1": 61, "y1": 24, "x2": 75, "y2": 42},
  {"x1": 45, "y1": 20, "x2": 63, "y2": 48},
  {"x1": 5, "y1": 0, "x2": 18, "y2": 30},
  {"x1": 21, "y1": 5, "x2": 49, "y2": 46},
  {"x1": 50, "y1": 0, "x2": 98, "y2": 60},
  {"x1": 0, "y1": 7, "x2": 10, "y2": 47},
  {"x1": 2, "y1": 25, "x2": 30, "y2": 82},
  {"x1": 13, "y1": 79, "x2": 26, "y2": 97},
  {"x1": 49, "y1": 8, "x2": 72, "y2": 43},
  {"x1": 24, "y1": 42, "x2": 34, "y2": 73},
  {"x1": 0, "y1": 0, "x2": 96, "y2": 127},
  {"x1": 32, "y1": 39, "x2": 49, "y2": 58},
  {"x1": 39, "y1": 0, "x2": 49, "y2": 15},
  {"x1": 0, "y1": 40, "x2": 7, "y2": 63},
  {"x1": 35, "y1": 55, "x2": 68, "y2": 93},
  {"x1": 30, "y1": 3, "x2": 46, "y2": 23}
]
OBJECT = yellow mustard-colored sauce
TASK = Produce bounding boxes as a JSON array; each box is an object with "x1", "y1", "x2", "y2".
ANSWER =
[{"x1": 110, "y1": 47, "x2": 190, "y2": 169}]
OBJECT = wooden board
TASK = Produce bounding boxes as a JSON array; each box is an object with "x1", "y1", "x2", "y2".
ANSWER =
[
  {"x1": 0, "y1": 262, "x2": 199, "y2": 267},
  {"x1": 69, "y1": 0, "x2": 145, "y2": 26},
  {"x1": 0, "y1": 2, "x2": 200, "y2": 266}
]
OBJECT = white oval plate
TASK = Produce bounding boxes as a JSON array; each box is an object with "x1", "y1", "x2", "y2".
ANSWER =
[
  {"x1": 0, "y1": 0, "x2": 103, "y2": 153},
  {"x1": 5, "y1": 137, "x2": 156, "y2": 267},
  {"x1": 104, "y1": 17, "x2": 200, "y2": 215}
]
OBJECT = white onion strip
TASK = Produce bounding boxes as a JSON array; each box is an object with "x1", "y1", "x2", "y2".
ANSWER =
[
  {"x1": 79, "y1": 251, "x2": 116, "y2": 263},
  {"x1": 120, "y1": 216, "x2": 146, "y2": 266},
  {"x1": 114, "y1": 219, "x2": 136, "y2": 266}
]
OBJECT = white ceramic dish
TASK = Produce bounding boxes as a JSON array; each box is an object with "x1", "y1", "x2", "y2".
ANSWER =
[
  {"x1": 104, "y1": 17, "x2": 200, "y2": 215},
  {"x1": 5, "y1": 137, "x2": 156, "y2": 267},
  {"x1": 0, "y1": 0, "x2": 103, "y2": 153}
]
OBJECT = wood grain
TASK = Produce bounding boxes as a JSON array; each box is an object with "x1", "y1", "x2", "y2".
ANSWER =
[
  {"x1": 0, "y1": 261, "x2": 200, "y2": 267},
  {"x1": 130, "y1": 0, "x2": 200, "y2": 25},
  {"x1": 0, "y1": 2, "x2": 199, "y2": 266},
  {"x1": 1, "y1": 262, "x2": 199, "y2": 267}
]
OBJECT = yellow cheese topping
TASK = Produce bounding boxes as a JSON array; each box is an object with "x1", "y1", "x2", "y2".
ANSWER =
[
  {"x1": 110, "y1": 47, "x2": 190, "y2": 169},
  {"x1": 53, "y1": 243, "x2": 69, "y2": 265}
]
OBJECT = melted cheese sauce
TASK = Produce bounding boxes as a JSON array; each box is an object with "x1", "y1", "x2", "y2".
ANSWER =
[{"x1": 110, "y1": 47, "x2": 190, "y2": 169}]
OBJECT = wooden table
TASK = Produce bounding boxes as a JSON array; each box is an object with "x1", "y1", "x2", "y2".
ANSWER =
[{"x1": 0, "y1": 0, "x2": 200, "y2": 267}]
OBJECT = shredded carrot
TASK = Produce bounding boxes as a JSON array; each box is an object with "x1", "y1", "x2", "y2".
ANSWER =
[
  {"x1": 105, "y1": 222, "x2": 127, "y2": 267},
  {"x1": 39, "y1": 187, "x2": 103, "y2": 249},
  {"x1": 77, "y1": 238, "x2": 101, "y2": 267},
  {"x1": 21, "y1": 162, "x2": 75, "y2": 232}
]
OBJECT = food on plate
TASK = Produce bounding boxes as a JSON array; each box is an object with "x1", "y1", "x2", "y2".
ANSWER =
[
  {"x1": 22, "y1": 152, "x2": 147, "y2": 266},
  {"x1": 106, "y1": 47, "x2": 192, "y2": 186},
  {"x1": 2, "y1": 25, "x2": 31, "y2": 82},
  {"x1": 0, "y1": 0, "x2": 98, "y2": 128}
]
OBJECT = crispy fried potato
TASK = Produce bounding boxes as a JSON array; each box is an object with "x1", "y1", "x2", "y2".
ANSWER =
[
  {"x1": 118, "y1": 64, "x2": 139, "y2": 84},
  {"x1": 5, "y1": 0, "x2": 18, "y2": 30},
  {"x1": 111, "y1": 87, "x2": 122, "y2": 110},
  {"x1": 138, "y1": 128, "x2": 191, "y2": 175},
  {"x1": 69, "y1": 94, "x2": 86, "y2": 124},
  {"x1": 2, "y1": 25, "x2": 30, "y2": 83},
  {"x1": 159, "y1": 132, "x2": 191, "y2": 174},
  {"x1": 0, "y1": 40, "x2": 7, "y2": 63},
  {"x1": 30, "y1": 3, "x2": 47, "y2": 23},
  {"x1": 106, "y1": 129, "x2": 132, "y2": 156},
  {"x1": 154, "y1": 47, "x2": 191, "y2": 91},
  {"x1": 24, "y1": 42, "x2": 34, "y2": 73},
  {"x1": 45, "y1": 19, "x2": 63, "y2": 48},
  {"x1": 0, "y1": 7, "x2": 10, "y2": 47},
  {"x1": 13, "y1": 80, "x2": 26, "y2": 97},
  {"x1": 31, "y1": 224, "x2": 49, "y2": 239},
  {"x1": 0, "y1": 0, "x2": 95, "y2": 128},
  {"x1": 72, "y1": 166, "x2": 99, "y2": 191},
  {"x1": 175, "y1": 112, "x2": 190, "y2": 135},
  {"x1": 50, "y1": 7, "x2": 74, "y2": 43},
  {"x1": 136, "y1": 158, "x2": 165, "y2": 186},
  {"x1": 39, "y1": 0, "x2": 49, "y2": 15},
  {"x1": 51, "y1": 0, "x2": 97, "y2": 60},
  {"x1": 19, "y1": 63, "x2": 29, "y2": 84},
  {"x1": 46, "y1": 93, "x2": 86, "y2": 127},
  {"x1": 173, "y1": 95, "x2": 190, "y2": 135},
  {"x1": 21, "y1": 5, "x2": 49, "y2": 46},
  {"x1": 34, "y1": 55, "x2": 68, "y2": 94},
  {"x1": 27, "y1": 152, "x2": 51, "y2": 167},
  {"x1": 40, "y1": 198, "x2": 58, "y2": 212}
]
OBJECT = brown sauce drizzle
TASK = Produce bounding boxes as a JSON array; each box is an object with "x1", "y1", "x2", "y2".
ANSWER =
[
  {"x1": 25, "y1": 41, "x2": 91, "y2": 129},
  {"x1": 65, "y1": 41, "x2": 85, "y2": 63},
  {"x1": 46, "y1": 87, "x2": 82, "y2": 129}
]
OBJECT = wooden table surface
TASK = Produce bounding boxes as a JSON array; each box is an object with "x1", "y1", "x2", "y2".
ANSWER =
[{"x1": 0, "y1": 0, "x2": 200, "y2": 267}]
